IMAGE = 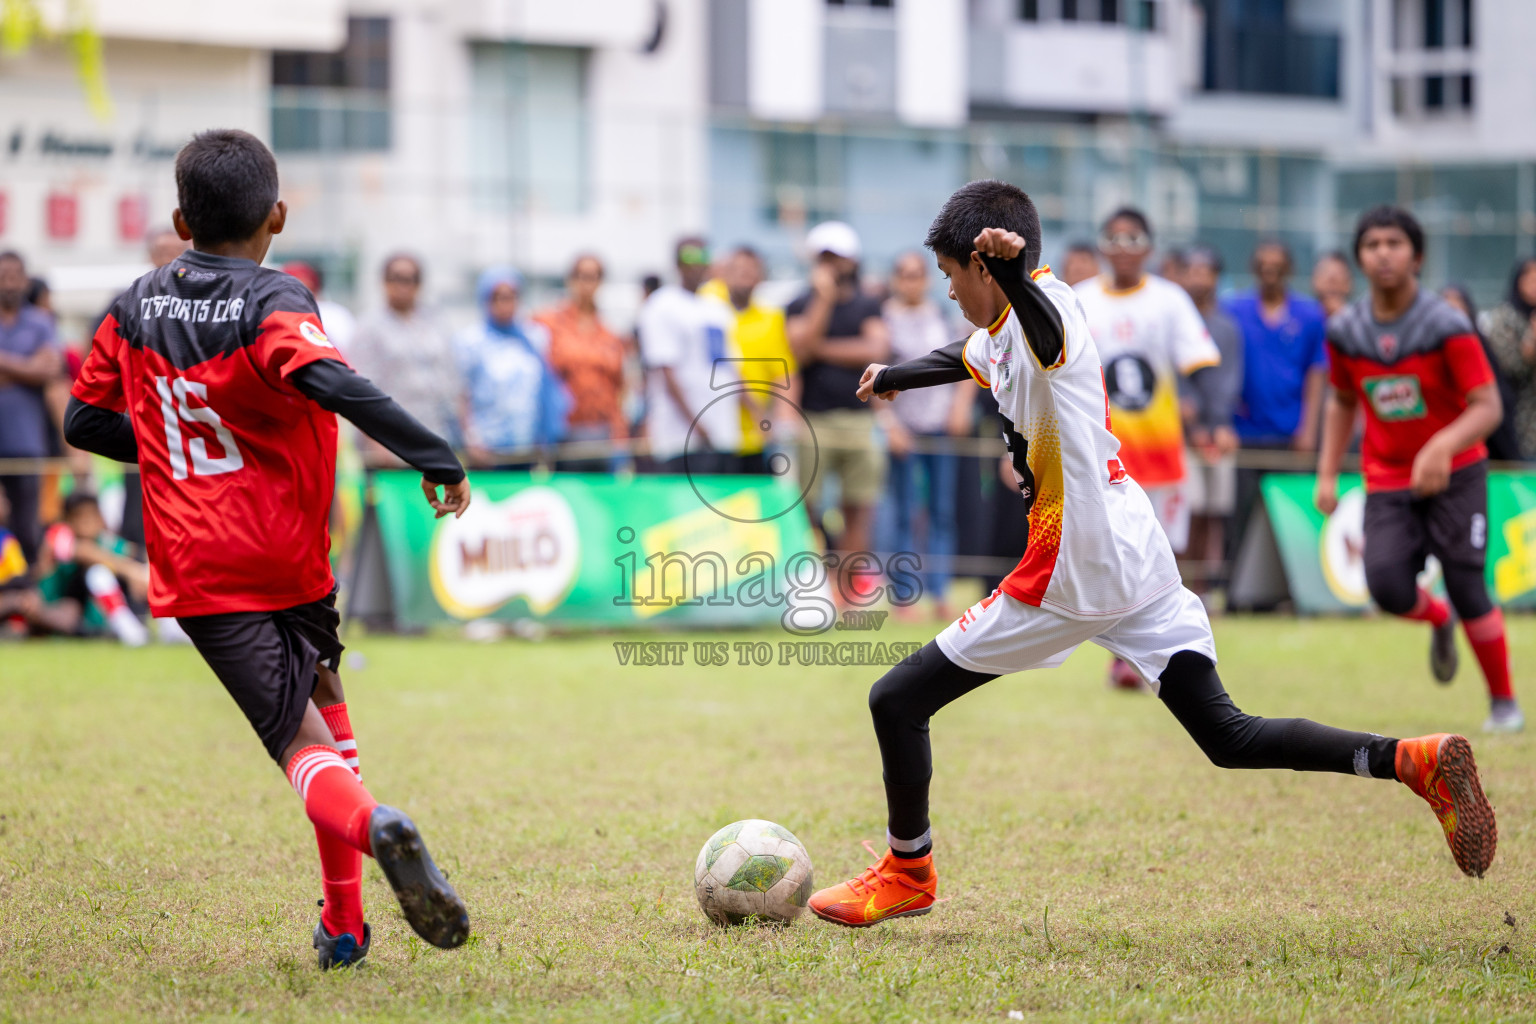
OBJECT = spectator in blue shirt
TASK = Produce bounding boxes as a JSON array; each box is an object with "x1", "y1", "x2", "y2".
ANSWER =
[
  {"x1": 0, "y1": 250, "x2": 64, "y2": 568},
  {"x1": 455, "y1": 266, "x2": 570, "y2": 467},
  {"x1": 1224, "y1": 241, "x2": 1329, "y2": 452},
  {"x1": 1221, "y1": 242, "x2": 1329, "y2": 584}
]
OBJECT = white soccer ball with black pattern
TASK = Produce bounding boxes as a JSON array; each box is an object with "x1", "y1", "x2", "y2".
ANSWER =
[{"x1": 693, "y1": 819, "x2": 814, "y2": 926}]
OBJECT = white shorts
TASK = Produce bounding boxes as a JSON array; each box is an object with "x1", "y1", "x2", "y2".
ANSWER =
[
  {"x1": 1143, "y1": 482, "x2": 1192, "y2": 555},
  {"x1": 935, "y1": 585, "x2": 1216, "y2": 694}
]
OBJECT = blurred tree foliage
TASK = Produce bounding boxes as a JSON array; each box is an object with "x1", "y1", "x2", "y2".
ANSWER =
[{"x1": 2, "y1": 0, "x2": 111, "y2": 119}]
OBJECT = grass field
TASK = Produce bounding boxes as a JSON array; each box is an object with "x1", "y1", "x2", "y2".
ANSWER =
[{"x1": 3, "y1": 616, "x2": 1536, "y2": 1022}]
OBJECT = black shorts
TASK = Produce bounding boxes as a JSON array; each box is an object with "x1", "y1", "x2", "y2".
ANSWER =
[
  {"x1": 179, "y1": 589, "x2": 344, "y2": 763},
  {"x1": 1363, "y1": 459, "x2": 1489, "y2": 586}
]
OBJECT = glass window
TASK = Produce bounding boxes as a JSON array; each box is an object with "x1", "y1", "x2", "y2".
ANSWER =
[
  {"x1": 469, "y1": 43, "x2": 589, "y2": 216},
  {"x1": 1018, "y1": 0, "x2": 1039, "y2": 20},
  {"x1": 271, "y1": 17, "x2": 391, "y2": 153}
]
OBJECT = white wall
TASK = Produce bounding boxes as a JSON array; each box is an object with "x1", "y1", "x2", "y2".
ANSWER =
[
  {"x1": 747, "y1": 0, "x2": 822, "y2": 122},
  {"x1": 896, "y1": 0, "x2": 966, "y2": 127},
  {"x1": 1001, "y1": 21, "x2": 1177, "y2": 116}
]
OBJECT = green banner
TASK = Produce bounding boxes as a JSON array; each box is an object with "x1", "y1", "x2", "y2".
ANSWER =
[
  {"x1": 1260, "y1": 471, "x2": 1536, "y2": 613},
  {"x1": 370, "y1": 471, "x2": 824, "y2": 628}
]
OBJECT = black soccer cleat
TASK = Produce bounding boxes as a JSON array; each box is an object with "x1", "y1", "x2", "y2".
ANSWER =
[
  {"x1": 314, "y1": 919, "x2": 371, "y2": 970},
  {"x1": 1431, "y1": 613, "x2": 1459, "y2": 685},
  {"x1": 368, "y1": 806, "x2": 470, "y2": 949}
]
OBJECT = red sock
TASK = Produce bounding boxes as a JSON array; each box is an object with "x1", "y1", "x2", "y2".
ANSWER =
[
  {"x1": 286, "y1": 745, "x2": 377, "y2": 855},
  {"x1": 319, "y1": 703, "x2": 360, "y2": 779},
  {"x1": 314, "y1": 704, "x2": 364, "y2": 938},
  {"x1": 1402, "y1": 589, "x2": 1450, "y2": 628},
  {"x1": 1464, "y1": 609, "x2": 1515, "y2": 700}
]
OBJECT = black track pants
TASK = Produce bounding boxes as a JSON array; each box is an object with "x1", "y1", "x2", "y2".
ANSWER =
[{"x1": 869, "y1": 644, "x2": 1400, "y2": 844}]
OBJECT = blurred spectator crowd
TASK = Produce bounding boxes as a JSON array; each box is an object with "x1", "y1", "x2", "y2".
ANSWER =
[{"x1": 8, "y1": 208, "x2": 1536, "y2": 641}]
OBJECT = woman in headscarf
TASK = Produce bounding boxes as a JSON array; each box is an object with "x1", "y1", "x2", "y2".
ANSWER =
[
  {"x1": 453, "y1": 266, "x2": 570, "y2": 468},
  {"x1": 1484, "y1": 258, "x2": 1536, "y2": 459},
  {"x1": 1441, "y1": 283, "x2": 1522, "y2": 462}
]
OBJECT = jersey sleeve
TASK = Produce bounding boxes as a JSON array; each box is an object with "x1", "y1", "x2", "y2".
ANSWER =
[
  {"x1": 251, "y1": 279, "x2": 349, "y2": 384},
  {"x1": 1167, "y1": 286, "x2": 1221, "y2": 375},
  {"x1": 1445, "y1": 333, "x2": 1496, "y2": 395},
  {"x1": 961, "y1": 328, "x2": 992, "y2": 388},
  {"x1": 71, "y1": 306, "x2": 128, "y2": 412},
  {"x1": 1325, "y1": 340, "x2": 1354, "y2": 392}
]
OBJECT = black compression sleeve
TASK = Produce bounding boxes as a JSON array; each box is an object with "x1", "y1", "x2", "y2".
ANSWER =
[
  {"x1": 63, "y1": 396, "x2": 139, "y2": 464},
  {"x1": 290, "y1": 359, "x2": 465, "y2": 485},
  {"x1": 871, "y1": 338, "x2": 972, "y2": 394},
  {"x1": 978, "y1": 253, "x2": 1065, "y2": 368}
]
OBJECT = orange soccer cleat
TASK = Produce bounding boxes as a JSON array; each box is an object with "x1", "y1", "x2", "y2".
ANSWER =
[
  {"x1": 808, "y1": 840, "x2": 938, "y2": 927},
  {"x1": 1396, "y1": 733, "x2": 1497, "y2": 877}
]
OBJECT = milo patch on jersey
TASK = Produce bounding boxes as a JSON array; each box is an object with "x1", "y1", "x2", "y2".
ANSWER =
[{"x1": 1362, "y1": 374, "x2": 1425, "y2": 420}]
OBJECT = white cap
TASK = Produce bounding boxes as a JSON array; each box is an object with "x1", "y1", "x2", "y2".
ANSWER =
[{"x1": 804, "y1": 220, "x2": 861, "y2": 262}]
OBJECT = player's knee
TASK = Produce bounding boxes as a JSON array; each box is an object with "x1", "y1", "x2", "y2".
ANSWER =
[
  {"x1": 1441, "y1": 564, "x2": 1493, "y2": 620},
  {"x1": 1364, "y1": 564, "x2": 1417, "y2": 616},
  {"x1": 868, "y1": 672, "x2": 910, "y2": 728}
]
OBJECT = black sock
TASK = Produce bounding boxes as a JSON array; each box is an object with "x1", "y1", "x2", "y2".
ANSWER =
[
  {"x1": 1159, "y1": 651, "x2": 1400, "y2": 779},
  {"x1": 883, "y1": 779, "x2": 931, "y2": 857},
  {"x1": 870, "y1": 643, "x2": 997, "y2": 854}
]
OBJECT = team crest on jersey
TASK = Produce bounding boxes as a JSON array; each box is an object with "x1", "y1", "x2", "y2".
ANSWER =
[
  {"x1": 997, "y1": 340, "x2": 1014, "y2": 393},
  {"x1": 1378, "y1": 333, "x2": 1399, "y2": 359},
  {"x1": 1362, "y1": 374, "x2": 1425, "y2": 420},
  {"x1": 299, "y1": 319, "x2": 333, "y2": 348}
]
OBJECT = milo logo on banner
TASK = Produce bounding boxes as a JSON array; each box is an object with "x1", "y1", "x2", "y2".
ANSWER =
[
  {"x1": 1362, "y1": 375, "x2": 1425, "y2": 420},
  {"x1": 429, "y1": 486, "x2": 581, "y2": 618}
]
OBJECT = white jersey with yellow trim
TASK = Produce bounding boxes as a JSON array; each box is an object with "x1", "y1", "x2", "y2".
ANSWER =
[
  {"x1": 961, "y1": 268, "x2": 1181, "y2": 620},
  {"x1": 1074, "y1": 274, "x2": 1218, "y2": 489}
]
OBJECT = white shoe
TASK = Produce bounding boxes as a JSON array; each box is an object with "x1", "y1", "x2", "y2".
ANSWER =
[{"x1": 1483, "y1": 700, "x2": 1525, "y2": 734}]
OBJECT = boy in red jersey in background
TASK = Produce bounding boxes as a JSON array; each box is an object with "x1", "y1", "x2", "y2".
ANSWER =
[
  {"x1": 63, "y1": 129, "x2": 473, "y2": 968},
  {"x1": 1317, "y1": 205, "x2": 1522, "y2": 733}
]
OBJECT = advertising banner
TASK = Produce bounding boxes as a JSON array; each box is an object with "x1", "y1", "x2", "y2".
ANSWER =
[
  {"x1": 369, "y1": 471, "x2": 828, "y2": 629},
  {"x1": 1259, "y1": 471, "x2": 1536, "y2": 613}
]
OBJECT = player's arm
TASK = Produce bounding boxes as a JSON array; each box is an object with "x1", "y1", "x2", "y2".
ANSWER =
[
  {"x1": 288, "y1": 360, "x2": 470, "y2": 518},
  {"x1": 976, "y1": 232, "x2": 1065, "y2": 370},
  {"x1": 62, "y1": 396, "x2": 139, "y2": 463},
  {"x1": 1314, "y1": 336, "x2": 1357, "y2": 514},
  {"x1": 857, "y1": 338, "x2": 972, "y2": 402},
  {"x1": 1409, "y1": 332, "x2": 1504, "y2": 498}
]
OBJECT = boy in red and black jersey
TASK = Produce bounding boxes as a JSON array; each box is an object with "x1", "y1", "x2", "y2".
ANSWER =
[
  {"x1": 63, "y1": 129, "x2": 473, "y2": 968},
  {"x1": 1318, "y1": 205, "x2": 1522, "y2": 733}
]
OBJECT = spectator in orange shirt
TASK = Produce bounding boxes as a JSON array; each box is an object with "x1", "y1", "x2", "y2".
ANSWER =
[{"x1": 536, "y1": 254, "x2": 629, "y2": 471}]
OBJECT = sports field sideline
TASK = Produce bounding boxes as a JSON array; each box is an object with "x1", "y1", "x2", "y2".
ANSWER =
[{"x1": 3, "y1": 616, "x2": 1535, "y2": 1023}]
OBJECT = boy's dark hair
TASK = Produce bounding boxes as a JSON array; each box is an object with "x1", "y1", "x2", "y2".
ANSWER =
[
  {"x1": 382, "y1": 252, "x2": 423, "y2": 282},
  {"x1": 1251, "y1": 238, "x2": 1293, "y2": 271},
  {"x1": 1102, "y1": 206, "x2": 1153, "y2": 240},
  {"x1": 1185, "y1": 244, "x2": 1224, "y2": 274},
  {"x1": 174, "y1": 129, "x2": 280, "y2": 246},
  {"x1": 925, "y1": 179, "x2": 1044, "y2": 271},
  {"x1": 0, "y1": 250, "x2": 23, "y2": 270},
  {"x1": 1066, "y1": 240, "x2": 1096, "y2": 256},
  {"x1": 1316, "y1": 249, "x2": 1351, "y2": 269},
  {"x1": 1353, "y1": 205, "x2": 1424, "y2": 260},
  {"x1": 63, "y1": 491, "x2": 100, "y2": 517}
]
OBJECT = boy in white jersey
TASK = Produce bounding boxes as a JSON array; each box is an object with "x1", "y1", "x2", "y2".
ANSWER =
[
  {"x1": 806, "y1": 180, "x2": 1496, "y2": 928},
  {"x1": 1074, "y1": 208, "x2": 1218, "y2": 555}
]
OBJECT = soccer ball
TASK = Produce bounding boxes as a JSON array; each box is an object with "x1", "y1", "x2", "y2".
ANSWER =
[{"x1": 693, "y1": 819, "x2": 814, "y2": 926}]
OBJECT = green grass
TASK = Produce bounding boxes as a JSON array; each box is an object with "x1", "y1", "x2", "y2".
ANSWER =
[{"x1": 2, "y1": 616, "x2": 1535, "y2": 1022}]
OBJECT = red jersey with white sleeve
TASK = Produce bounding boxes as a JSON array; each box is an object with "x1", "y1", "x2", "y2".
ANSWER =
[
  {"x1": 960, "y1": 267, "x2": 1182, "y2": 620},
  {"x1": 1325, "y1": 290, "x2": 1494, "y2": 493},
  {"x1": 72, "y1": 249, "x2": 347, "y2": 617}
]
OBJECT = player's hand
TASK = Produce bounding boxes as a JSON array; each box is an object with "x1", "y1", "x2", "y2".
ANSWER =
[
  {"x1": 1411, "y1": 439, "x2": 1453, "y2": 497},
  {"x1": 424, "y1": 476, "x2": 472, "y2": 519},
  {"x1": 1213, "y1": 425, "x2": 1239, "y2": 457},
  {"x1": 973, "y1": 228, "x2": 1026, "y2": 261},
  {"x1": 857, "y1": 363, "x2": 896, "y2": 403},
  {"x1": 1314, "y1": 474, "x2": 1338, "y2": 516}
]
